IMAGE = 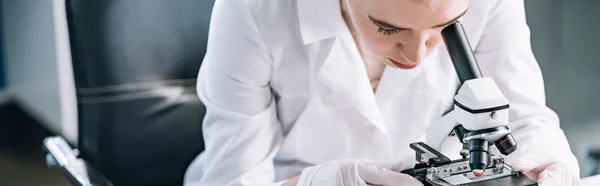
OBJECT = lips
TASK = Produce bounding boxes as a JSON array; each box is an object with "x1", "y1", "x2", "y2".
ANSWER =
[{"x1": 388, "y1": 58, "x2": 418, "y2": 69}]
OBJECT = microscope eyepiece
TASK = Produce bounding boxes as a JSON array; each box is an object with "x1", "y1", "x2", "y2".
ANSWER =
[{"x1": 441, "y1": 22, "x2": 482, "y2": 84}]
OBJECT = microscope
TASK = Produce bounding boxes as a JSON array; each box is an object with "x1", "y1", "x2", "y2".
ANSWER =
[{"x1": 401, "y1": 22, "x2": 537, "y2": 186}]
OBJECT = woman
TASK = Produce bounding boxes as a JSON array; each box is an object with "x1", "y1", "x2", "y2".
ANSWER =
[{"x1": 184, "y1": 0, "x2": 580, "y2": 185}]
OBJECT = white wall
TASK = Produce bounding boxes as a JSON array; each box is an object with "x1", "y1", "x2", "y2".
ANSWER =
[{"x1": 0, "y1": 0, "x2": 77, "y2": 144}]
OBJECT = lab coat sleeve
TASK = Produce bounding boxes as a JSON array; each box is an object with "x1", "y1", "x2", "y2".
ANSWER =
[
  {"x1": 183, "y1": 0, "x2": 283, "y2": 185},
  {"x1": 473, "y1": 0, "x2": 580, "y2": 174}
]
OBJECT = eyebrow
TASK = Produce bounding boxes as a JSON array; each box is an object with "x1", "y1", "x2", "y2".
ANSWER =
[{"x1": 368, "y1": 8, "x2": 469, "y2": 30}]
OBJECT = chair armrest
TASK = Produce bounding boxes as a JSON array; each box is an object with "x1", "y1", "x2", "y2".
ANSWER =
[{"x1": 43, "y1": 136, "x2": 113, "y2": 186}]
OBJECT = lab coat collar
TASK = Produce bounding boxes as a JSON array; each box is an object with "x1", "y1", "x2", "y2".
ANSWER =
[
  {"x1": 297, "y1": 0, "x2": 344, "y2": 44},
  {"x1": 300, "y1": 0, "x2": 431, "y2": 139},
  {"x1": 317, "y1": 37, "x2": 435, "y2": 138},
  {"x1": 316, "y1": 26, "x2": 390, "y2": 137},
  {"x1": 299, "y1": 0, "x2": 389, "y2": 135}
]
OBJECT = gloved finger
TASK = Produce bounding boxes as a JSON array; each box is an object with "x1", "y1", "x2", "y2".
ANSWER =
[
  {"x1": 296, "y1": 165, "x2": 322, "y2": 186},
  {"x1": 357, "y1": 163, "x2": 423, "y2": 186},
  {"x1": 511, "y1": 155, "x2": 550, "y2": 180},
  {"x1": 537, "y1": 163, "x2": 581, "y2": 186},
  {"x1": 370, "y1": 156, "x2": 416, "y2": 172}
]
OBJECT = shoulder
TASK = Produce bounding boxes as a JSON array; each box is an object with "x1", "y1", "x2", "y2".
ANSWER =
[
  {"x1": 244, "y1": 0, "x2": 301, "y2": 44},
  {"x1": 221, "y1": 0, "x2": 299, "y2": 31},
  {"x1": 230, "y1": 0, "x2": 305, "y2": 66},
  {"x1": 210, "y1": 0, "x2": 303, "y2": 51},
  {"x1": 215, "y1": 0, "x2": 302, "y2": 42},
  {"x1": 461, "y1": 0, "x2": 515, "y2": 48},
  {"x1": 213, "y1": 0, "x2": 297, "y2": 23}
]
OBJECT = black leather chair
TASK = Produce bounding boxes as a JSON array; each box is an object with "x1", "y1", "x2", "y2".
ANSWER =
[{"x1": 44, "y1": 0, "x2": 214, "y2": 185}]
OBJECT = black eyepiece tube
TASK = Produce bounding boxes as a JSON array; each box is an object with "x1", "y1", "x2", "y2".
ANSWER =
[{"x1": 441, "y1": 22, "x2": 483, "y2": 84}]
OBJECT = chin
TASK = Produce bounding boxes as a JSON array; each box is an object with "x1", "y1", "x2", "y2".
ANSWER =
[{"x1": 386, "y1": 58, "x2": 420, "y2": 70}]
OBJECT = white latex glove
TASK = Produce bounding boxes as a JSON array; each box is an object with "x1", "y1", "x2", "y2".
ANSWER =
[
  {"x1": 296, "y1": 159, "x2": 423, "y2": 186},
  {"x1": 511, "y1": 153, "x2": 581, "y2": 186}
]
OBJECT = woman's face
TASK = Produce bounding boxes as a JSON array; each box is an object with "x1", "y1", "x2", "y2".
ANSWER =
[{"x1": 342, "y1": 0, "x2": 469, "y2": 69}]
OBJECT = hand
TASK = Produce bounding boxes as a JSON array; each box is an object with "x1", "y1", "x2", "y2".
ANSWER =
[
  {"x1": 295, "y1": 159, "x2": 423, "y2": 186},
  {"x1": 511, "y1": 154, "x2": 581, "y2": 186},
  {"x1": 282, "y1": 176, "x2": 300, "y2": 186}
]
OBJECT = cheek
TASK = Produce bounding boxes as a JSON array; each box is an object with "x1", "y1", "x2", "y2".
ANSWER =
[
  {"x1": 363, "y1": 33, "x2": 396, "y2": 54},
  {"x1": 425, "y1": 32, "x2": 444, "y2": 56},
  {"x1": 426, "y1": 32, "x2": 444, "y2": 50},
  {"x1": 354, "y1": 19, "x2": 396, "y2": 55}
]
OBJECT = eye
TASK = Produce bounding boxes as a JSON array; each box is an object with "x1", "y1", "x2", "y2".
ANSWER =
[
  {"x1": 438, "y1": 20, "x2": 460, "y2": 29},
  {"x1": 367, "y1": 15, "x2": 408, "y2": 36},
  {"x1": 377, "y1": 27, "x2": 402, "y2": 36}
]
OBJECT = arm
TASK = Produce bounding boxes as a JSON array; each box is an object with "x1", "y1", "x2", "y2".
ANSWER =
[
  {"x1": 474, "y1": 0, "x2": 579, "y2": 174},
  {"x1": 184, "y1": 0, "x2": 283, "y2": 185}
]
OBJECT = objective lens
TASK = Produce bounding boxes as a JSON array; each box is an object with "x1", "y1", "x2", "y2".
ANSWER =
[
  {"x1": 469, "y1": 139, "x2": 489, "y2": 173},
  {"x1": 495, "y1": 134, "x2": 517, "y2": 155}
]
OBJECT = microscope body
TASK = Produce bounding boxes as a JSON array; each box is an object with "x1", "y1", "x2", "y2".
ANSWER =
[
  {"x1": 453, "y1": 77, "x2": 510, "y2": 136},
  {"x1": 403, "y1": 73, "x2": 534, "y2": 186},
  {"x1": 402, "y1": 22, "x2": 535, "y2": 185},
  {"x1": 445, "y1": 76, "x2": 516, "y2": 173}
]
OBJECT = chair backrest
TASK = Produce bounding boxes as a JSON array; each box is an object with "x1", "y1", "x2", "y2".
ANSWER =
[{"x1": 66, "y1": 0, "x2": 213, "y2": 185}]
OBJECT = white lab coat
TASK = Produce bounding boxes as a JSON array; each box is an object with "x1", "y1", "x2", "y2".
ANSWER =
[{"x1": 184, "y1": 0, "x2": 580, "y2": 185}]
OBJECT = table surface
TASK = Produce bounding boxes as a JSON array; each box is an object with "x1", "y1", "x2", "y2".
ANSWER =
[{"x1": 582, "y1": 174, "x2": 600, "y2": 186}]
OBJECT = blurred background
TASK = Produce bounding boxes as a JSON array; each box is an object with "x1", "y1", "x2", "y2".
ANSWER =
[{"x1": 0, "y1": 0, "x2": 599, "y2": 185}]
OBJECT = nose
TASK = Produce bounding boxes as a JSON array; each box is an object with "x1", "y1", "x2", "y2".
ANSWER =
[{"x1": 399, "y1": 32, "x2": 428, "y2": 63}]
